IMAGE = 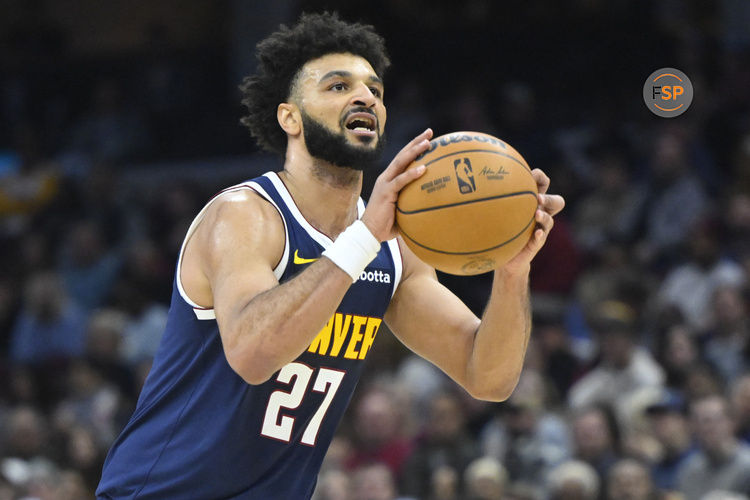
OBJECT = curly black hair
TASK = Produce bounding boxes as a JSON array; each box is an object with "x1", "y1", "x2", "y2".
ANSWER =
[{"x1": 239, "y1": 12, "x2": 391, "y2": 155}]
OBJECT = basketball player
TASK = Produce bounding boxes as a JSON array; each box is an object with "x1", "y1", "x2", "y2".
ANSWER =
[{"x1": 97, "y1": 12, "x2": 564, "y2": 499}]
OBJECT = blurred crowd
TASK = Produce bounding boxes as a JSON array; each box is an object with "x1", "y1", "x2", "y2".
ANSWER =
[{"x1": 2, "y1": 1, "x2": 750, "y2": 499}]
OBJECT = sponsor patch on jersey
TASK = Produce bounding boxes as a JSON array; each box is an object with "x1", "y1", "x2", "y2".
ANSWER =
[{"x1": 358, "y1": 268, "x2": 391, "y2": 284}]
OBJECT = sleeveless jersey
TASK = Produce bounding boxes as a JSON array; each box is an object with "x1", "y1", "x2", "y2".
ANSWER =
[{"x1": 97, "y1": 172, "x2": 402, "y2": 499}]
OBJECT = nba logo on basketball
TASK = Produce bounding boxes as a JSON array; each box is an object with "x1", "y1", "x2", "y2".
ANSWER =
[{"x1": 454, "y1": 158, "x2": 476, "y2": 194}]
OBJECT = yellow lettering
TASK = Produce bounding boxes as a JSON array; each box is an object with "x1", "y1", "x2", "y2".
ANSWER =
[
  {"x1": 308, "y1": 315, "x2": 335, "y2": 355},
  {"x1": 358, "y1": 317, "x2": 381, "y2": 359},
  {"x1": 329, "y1": 313, "x2": 352, "y2": 357},
  {"x1": 344, "y1": 315, "x2": 368, "y2": 359},
  {"x1": 308, "y1": 313, "x2": 383, "y2": 360}
]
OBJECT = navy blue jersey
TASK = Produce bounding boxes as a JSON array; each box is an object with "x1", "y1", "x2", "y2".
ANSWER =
[{"x1": 97, "y1": 172, "x2": 402, "y2": 499}]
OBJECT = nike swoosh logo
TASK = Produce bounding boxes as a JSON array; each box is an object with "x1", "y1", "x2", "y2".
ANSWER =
[{"x1": 293, "y1": 249, "x2": 319, "y2": 265}]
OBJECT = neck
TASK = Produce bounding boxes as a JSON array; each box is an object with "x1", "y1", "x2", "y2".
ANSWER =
[{"x1": 280, "y1": 147, "x2": 362, "y2": 239}]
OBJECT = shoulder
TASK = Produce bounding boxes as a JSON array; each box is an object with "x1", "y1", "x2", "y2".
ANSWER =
[
  {"x1": 203, "y1": 186, "x2": 282, "y2": 228},
  {"x1": 194, "y1": 186, "x2": 286, "y2": 252},
  {"x1": 188, "y1": 184, "x2": 286, "y2": 277}
]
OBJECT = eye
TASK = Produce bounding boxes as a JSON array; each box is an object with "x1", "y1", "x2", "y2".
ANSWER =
[
  {"x1": 329, "y1": 82, "x2": 347, "y2": 92},
  {"x1": 369, "y1": 87, "x2": 383, "y2": 98}
]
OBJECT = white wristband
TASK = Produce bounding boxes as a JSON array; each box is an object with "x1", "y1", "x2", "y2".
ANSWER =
[{"x1": 322, "y1": 220, "x2": 380, "y2": 282}]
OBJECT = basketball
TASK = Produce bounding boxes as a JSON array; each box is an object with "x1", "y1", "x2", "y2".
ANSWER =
[{"x1": 396, "y1": 131, "x2": 538, "y2": 275}]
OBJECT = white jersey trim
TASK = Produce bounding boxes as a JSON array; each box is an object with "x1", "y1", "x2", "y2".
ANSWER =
[
  {"x1": 264, "y1": 172, "x2": 365, "y2": 249},
  {"x1": 386, "y1": 238, "x2": 403, "y2": 298},
  {"x1": 175, "y1": 181, "x2": 290, "y2": 321}
]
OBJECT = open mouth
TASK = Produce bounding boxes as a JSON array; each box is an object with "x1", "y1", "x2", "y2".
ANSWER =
[{"x1": 344, "y1": 112, "x2": 377, "y2": 134}]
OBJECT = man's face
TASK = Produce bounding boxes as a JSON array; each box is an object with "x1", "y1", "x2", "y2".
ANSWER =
[
  {"x1": 291, "y1": 53, "x2": 387, "y2": 170},
  {"x1": 690, "y1": 396, "x2": 734, "y2": 453}
]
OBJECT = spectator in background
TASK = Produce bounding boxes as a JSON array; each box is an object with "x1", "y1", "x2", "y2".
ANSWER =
[
  {"x1": 644, "y1": 392, "x2": 695, "y2": 493},
  {"x1": 314, "y1": 468, "x2": 351, "y2": 500},
  {"x1": 657, "y1": 218, "x2": 746, "y2": 333},
  {"x1": 479, "y1": 370, "x2": 570, "y2": 485},
  {"x1": 401, "y1": 390, "x2": 479, "y2": 499},
  {"x1": 677, "y1": 394, "x2": 750, "y2": 499},
  {"x1": 1, "y1": 406, "x2": 49, "y2": 462},
  {"x1": 605, "y1": 457, "x2": 661, "y2": 500},
  {"x1": 574, "y1": 245, "x2": 653, "y2": 318},
  {"x1": 350, "y1": 463, "x2": 404, "y2": 500},
  {"x1": 57, "y1": 219, "x2": 122, "y2": 312},
  {"x1": 568, "y1": 301, "x2": 664, "y2": 426},
  {"x1": 51, "y1": 358, "x2": 126, "y2": 450},
  {"x1": 682, "y1": 361, "x2": 727, "y2": 403},
  {"x1": 394, "y1": 353, "x2": 449, "y2": 418},
  {"x1": 571, "y1": 247, "x2": 656, "y2": 363},
  {"x1": 54, "y1": 469, "x2": 91, "y2": 500},
  {"x1": 546, "y1": 460, "x2": 600, "y2": 500},
  {"x1": 570, "y1": 405, "x2": 621, "y2": 484},
  {"x1": 9, "y1": 271, "x2": 87, "y2": 365},
  {"x1": 109, "y1": 238, "x2": 170, "y2": 365},
  {"x1": 462, "y1": 456, "x2": 508, "y2": 500},
  {"x1": 640, "y1": 127, "x2": 710, "y2": 266},
  {"x1": 572, "y1": 146, "x2": 646, "y2": 252},
  {"x1": 428, "y1": 465, "x2": 459, "y2": 500},
  {"x1": 346, "y1": 386, "x2": 413, "y2": 481},
  {"x1": 703, "y1": 285, "x2": 750, "y2": 384},
  {"x1": 654, "y1": 322, "x2": 700, "y2": 395},
  {"x1": 58, "y1": 425, "x2": 105, "y2": 494},
  {"x1": 84, "y1": 309, "x2": 136, "y2": 401},
  {"x1": 532, "y1": 311, "x2": 581, "y2": 400}
]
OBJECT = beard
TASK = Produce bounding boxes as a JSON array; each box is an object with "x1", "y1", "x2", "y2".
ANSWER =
[{"x1": 301, "y1": 109, "x2": 385, "y2": 171}]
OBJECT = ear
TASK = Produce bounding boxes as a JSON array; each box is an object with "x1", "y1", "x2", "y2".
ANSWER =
[{"x1": 277, "y1": 103, "x2": 301, "y2": 137}]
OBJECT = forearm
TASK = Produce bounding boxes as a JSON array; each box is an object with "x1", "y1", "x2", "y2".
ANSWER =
[
  {"x1": 465, "y1": 264, "x2": 531, "y2": 401},
  {"x1": 219, "y1": 258, "x2": 352, "y2": 384}
]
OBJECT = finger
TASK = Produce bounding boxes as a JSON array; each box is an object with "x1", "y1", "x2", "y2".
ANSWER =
[
  {"x1": 528, "y1": 217, "x2": 551, "y2": 251},
  {"x1": 394, "y1": 129, "x2": 433, "y2": 167},
  {"x1": 535, "y1": 209, "x2": 554, "y2": 233},
  {"x1": 538, "y1": 193, "x2": 565, "y2": 216},
  {"x1": 530, "y1": 227, "x2": 548, "y2": 250},
  {"x1": 531, "y1": 169, "x2": 550, "y2": 195},
  {"x1": 390, "y1": 164, "x2": 426, "y2": 192},
  {"x1": 382, "y1": 129, "x2": 433, "y2": 180}
]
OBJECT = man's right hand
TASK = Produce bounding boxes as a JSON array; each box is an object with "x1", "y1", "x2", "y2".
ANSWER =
[{"x1": 360, "y1": 128, "x2": 433, "y2": 242}]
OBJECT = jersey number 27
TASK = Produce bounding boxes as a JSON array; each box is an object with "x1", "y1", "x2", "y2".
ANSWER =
[{"x1": 261, "y1": 362, "x2": 344, "y2": 446}]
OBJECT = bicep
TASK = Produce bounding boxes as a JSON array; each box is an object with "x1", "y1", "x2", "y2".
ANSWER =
[{"x1": 385, "y1": 239, "x2": 479, "y2": 386}]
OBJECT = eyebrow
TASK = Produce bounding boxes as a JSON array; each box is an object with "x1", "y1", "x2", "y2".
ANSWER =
[{"x1": 318, "y1": 70, "x2": 383, "y2": 86}]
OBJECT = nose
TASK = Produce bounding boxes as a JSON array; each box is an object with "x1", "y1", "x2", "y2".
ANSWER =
[{"x1": 351, "y1": 82, "x2": 378, "y2": 108}]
